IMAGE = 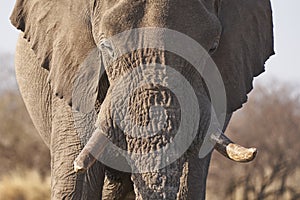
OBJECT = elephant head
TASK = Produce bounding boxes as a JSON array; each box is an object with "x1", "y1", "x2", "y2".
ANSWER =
[{"x1": 11, "y1": 0, "x2": 274, "y2": 199}]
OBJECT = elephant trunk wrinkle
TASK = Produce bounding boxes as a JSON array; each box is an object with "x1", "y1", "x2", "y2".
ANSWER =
[{"x1": 102, "y1": 49, "x2": 200, "y2": 84}]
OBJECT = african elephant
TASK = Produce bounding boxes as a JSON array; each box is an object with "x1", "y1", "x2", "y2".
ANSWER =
[{"x1": 10, "y1": 0, "x2": 274, "y2": 199}]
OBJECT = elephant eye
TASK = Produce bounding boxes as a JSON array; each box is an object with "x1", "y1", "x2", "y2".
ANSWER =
[{"x1": 209, "y1": 40, "x2": 219, "y2": 54}]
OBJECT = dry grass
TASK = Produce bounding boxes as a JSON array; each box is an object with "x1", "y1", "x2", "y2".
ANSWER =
[{"x1": 0, "y1": 170, "x2": 50, "y2": 200}]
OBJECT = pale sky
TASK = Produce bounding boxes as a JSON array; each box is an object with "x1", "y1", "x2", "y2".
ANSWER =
[{"x1": 1, "y1": 1, "x2": 299, "y2": 86}]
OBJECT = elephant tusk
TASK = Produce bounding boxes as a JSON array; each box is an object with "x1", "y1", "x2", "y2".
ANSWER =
[
  {"x1": 74, "y1": 128, "x2": 109, "y2": 173},
  {"x1": 74, "y1": 128, "x2": 257, "y2": 173},
  {"x1": 74, "y1": 149, "x2": 97, "y2": 173},
  {"x1": 211, "y1": 130, "x2": 257, "y2": 163}
]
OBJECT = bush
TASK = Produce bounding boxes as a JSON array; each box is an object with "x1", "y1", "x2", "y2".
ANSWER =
[
  {"x1": 0, "y1": 91, "x2": 50, "y2": 176},
  {"x1": 207, "y1": 85, "x2": 300, "y2": 200}
]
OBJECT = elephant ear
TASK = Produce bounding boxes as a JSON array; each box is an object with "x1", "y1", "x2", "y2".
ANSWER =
[
  {"x1": 10, "y1": 0, "x2": 104, "y2": 111},
  {"x1": 212, "y1": 0, "x2": 274, "y2": 113}
]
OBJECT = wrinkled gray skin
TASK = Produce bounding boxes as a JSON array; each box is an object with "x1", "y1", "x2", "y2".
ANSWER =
[{"x1": 11, "y1": 0, "x2": 274, "y2": 199}]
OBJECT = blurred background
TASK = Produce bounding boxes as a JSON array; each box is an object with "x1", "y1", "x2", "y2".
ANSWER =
[{"x1": 0, "y1": 1, "x2": 299, "y2": 199}]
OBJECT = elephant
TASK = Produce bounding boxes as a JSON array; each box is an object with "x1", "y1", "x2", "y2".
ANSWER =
[{"x1": 10, "y1": 0, "x2": 274, "y2": 199}]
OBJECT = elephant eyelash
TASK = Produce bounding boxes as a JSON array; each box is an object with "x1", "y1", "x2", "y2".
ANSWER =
[
  {"x1": 209, "y1": 40, "x2": 219, "y2": 54},
  {"x1": 214, "y1": 0, "x2": 222, "y2": 15}
]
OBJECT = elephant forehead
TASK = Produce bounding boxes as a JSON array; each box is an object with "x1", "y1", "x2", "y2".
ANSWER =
[{"x1": 94, "y1": 0, "x2": 221, "y2": 50}]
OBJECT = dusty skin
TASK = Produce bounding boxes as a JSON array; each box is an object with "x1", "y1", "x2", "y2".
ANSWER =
[{"x1": 11, "y1": 0, "x2": 274, "y2": 199}]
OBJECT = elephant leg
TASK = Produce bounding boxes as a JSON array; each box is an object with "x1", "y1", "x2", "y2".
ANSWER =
[
  {"x1": 51, "y1": 96, "x2": 105, "y2": 199},
  {"x1": 185, "y1": 153, "x2": 212, "y2": 200},
  {"x1": 15, "y1": 33, "x2": 52, "y2": 147},
  {"x1": 183, "y1": 113, "x2": 231, "y2": 200},
  {"x1": 102, "y1": 168, "x2": 134, "y2": 200},
  {"x1": 184, "y1": 113, "x2": 231, "y2": 200},
  {"x1": 16, "y1": 33, "x2": 105, "y2": 199}
]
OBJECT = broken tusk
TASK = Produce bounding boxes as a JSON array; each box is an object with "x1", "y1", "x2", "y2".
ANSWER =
[
  {"x1": 211, "y1": 130, "x2": 257, "y2": 163},
  {"x1": 74, "y1": 128, "x2": 109, "y2": 173},
  {"x1": 74, "y1": 149, "x2": 97, "y2": 173}
]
